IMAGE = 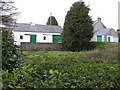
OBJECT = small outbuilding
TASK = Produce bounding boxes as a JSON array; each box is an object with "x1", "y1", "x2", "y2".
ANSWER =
[
  {"x1": 92, "y1": 28, "x2": 119, "y2": 42},
  {"x1": 13, "y1": 23, "x2": 62, "y2": 45},
  {"x1": 91, "y1": 17, "x2": 119, "y2": 42}
]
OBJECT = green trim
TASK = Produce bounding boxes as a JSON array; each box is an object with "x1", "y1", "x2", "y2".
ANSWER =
[
  {"x1": 30, "y1": 35, "x2": 36, "y2": 43},
  {"x1": 108, "y1": 37, "x2": 111, "y2": 42},
  {"x1": 52, "y1": 35, "x2": 61, "y2": 43},
  {"x1": 97, "y1": 35, "x2": 102, "y2": 42}
]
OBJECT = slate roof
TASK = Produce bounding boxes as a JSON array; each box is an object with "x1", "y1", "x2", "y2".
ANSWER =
[
  {"x1": 94, "y1": 28, "x2": 118, "y2": 37},
  {"x1": 14, "y1": 23, "x2": 63, "y2": 33},
  {"x1": 93, "y1": 20, "x2": 106, "y2": 28}
]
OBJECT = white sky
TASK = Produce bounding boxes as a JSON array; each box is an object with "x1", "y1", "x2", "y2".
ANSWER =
[{"x1": 14, "y1": 0, "x2": 119, "y2": 30}]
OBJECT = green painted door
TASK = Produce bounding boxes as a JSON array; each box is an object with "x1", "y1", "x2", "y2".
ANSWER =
[
  {"x1": 108, "y1": 37, "x2": 111, "y2": 42},
  {"x1": 97, "y1": 35, "x2": 102, "y2": 42},
  {"x1": 53, "y1": 35, "x2": 60, "y2": 43},
  {"x1": 30, "y1": 35, "x2": 36, "y2": 43}
]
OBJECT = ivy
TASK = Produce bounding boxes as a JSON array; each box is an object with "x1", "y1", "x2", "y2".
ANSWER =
[{"x1": 2, "y1": 30, "x2": 23, "y2": 72}]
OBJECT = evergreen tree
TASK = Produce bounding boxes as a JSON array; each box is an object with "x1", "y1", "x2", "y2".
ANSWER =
[
  {"x1": 46, "y1": 15, "x2": 58, "y2": 26},
  {"x1": 61, "y1": 1, "x2": 93, "y2": 51},
  {"x1": 0, "y1": 0, "x2": 23, "y2": 72},
  {"x1": 117, "y1": 29, "x2": 120, "y2": 42},
  {"x1": 117, "y1": 29, "x2": 120, "y2": 36}
]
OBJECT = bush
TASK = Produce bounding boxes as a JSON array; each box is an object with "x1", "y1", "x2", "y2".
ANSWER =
[
  {"x1": 2, "y1": 61, "x2": 120, "y2": 88},
  {"x1": 2, "y1": 30, "x2": 23, "y2": 72},
  {"x1": 2, "y1": 64, "x2": 37, "y2": 89},
  {"x1": 2, "y1": 43, "x2": 120, "y2": 88}
]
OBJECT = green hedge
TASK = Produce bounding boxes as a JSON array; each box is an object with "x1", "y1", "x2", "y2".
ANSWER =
[
  {"x1": 2, "y1": 43, "x2": 120, "y2": 89},
  {"x1": 2, "y1": 61, "x2": 120, "y2": 89}
]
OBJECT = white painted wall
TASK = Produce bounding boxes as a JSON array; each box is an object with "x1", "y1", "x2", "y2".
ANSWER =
[
  {"x1": 102, "y1": 36, "x2": 105, "y2": 42},
  {"x1": 13, "y1": 31, "x2": 61, "y2": 45},
  {"x1": 113, "y1": 37, "x2": 119, "y2": 42},
  {"x1": 91, "y1": 35, "x2": 104, "y2": 42},
  {"x1": 91, "y1": 35, "x2": 119, "y2": 42}
]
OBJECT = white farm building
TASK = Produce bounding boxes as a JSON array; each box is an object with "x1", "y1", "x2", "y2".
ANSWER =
[
  {"x1": 91, "y1": 17, "x2": 119, "y2": 42},
  {"x1": 13, "y1": 23, "x2": 62, "y2": 45}
]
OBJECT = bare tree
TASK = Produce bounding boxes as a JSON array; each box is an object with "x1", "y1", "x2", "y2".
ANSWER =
[
  {"x1": 1, "y1": 0, "x2": 23, "y2": 72},
  {"x1": 0, "y1": 0, "x2": 19, "y2": 26}
]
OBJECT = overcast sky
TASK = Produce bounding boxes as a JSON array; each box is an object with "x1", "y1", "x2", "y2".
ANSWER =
[{"x1": 14, "y1": 0, "x2": 119, "y2": 30}]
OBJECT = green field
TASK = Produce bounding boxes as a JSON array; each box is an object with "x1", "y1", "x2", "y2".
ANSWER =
[
  {"x1": 24, "y1": 43, "x2": 119, "y2": 64},
  {"x1": 2, "y1": 43, "x2": 120, "y2": 88}
]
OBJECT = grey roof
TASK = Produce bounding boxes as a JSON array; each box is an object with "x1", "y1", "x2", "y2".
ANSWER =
[
  {"x1": 94, "y1": 28, "x2": 118, "y2": 37},
  {"x1": 14, "y1": 23, "x2": 63, "y2": 33},
  {"x1": 94, "y1": 28, "x2": 110, "y2": 35},
  {"x1": 93, "y1": 20, "x2": 106, "y2": 28}
]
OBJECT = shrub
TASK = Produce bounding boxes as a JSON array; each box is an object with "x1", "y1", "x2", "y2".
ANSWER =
[
  {"x1": 2, "y1": 30, "x2": 23, "y2": 72},
  {"x1": 2, "y1": 62, "x2": 120, "y2": 89},
  {"x1": 2, "y1": 64, "x2": 38, "y2": 89}
]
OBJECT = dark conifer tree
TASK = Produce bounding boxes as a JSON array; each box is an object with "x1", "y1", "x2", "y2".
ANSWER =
[
  {"x1": 61, "y1": 1, "x2": 93, "y2": 51},
  {"x1": 46, "y1": 15, "x2": 58, "y2": 26}
]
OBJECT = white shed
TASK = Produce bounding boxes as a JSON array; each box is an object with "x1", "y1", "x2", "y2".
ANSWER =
[
  {"x1": 92, "y1": 28, "x2": 119, "y2": 42},
  {"x1": 13, "y1": 23, "x2": 62, "y2": 45},
  {"x1": 91, "y1": 17, "x2": 119, "y2": 42}
]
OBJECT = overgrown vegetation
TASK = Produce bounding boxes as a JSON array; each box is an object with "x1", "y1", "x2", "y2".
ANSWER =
[
  {"x1": 2, "y1": 30, "x2": 23, "y2": 72},
  {"x1": 2, "y1": 43, "x2": 120, "y2": 89}
]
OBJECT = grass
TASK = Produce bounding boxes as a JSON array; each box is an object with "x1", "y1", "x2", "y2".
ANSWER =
[
  {"x1": 23, "y1": 43, "x2": 119, "y2": 77},
  {"x1": 21, "y1": 43, "x2": 120, "y2": 88},
  {"x1": 23, "y1": 42, "x2": 119, "y2": 64},
  {"x1": 2, "y1": 42, "x2": 120, "y2": 88}
]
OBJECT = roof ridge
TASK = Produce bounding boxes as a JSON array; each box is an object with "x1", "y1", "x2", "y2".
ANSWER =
[{"x1": 16, "y1": 23, "x2": 62, "y2": 27}]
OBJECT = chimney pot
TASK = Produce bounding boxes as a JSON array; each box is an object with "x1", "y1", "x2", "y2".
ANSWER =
[{"x1": 97, "y1": 17, "x2": 101, "y2": 22}]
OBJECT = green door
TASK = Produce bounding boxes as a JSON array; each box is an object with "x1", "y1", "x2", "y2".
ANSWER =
[
  {"x1": 108, "y1": 37, "x2": 111, "y2": 42},
  {"x1": 30, "y1": 35, "x2": 36, "y2": 43},
  {"x1": 52, "y1": 35, "x2": 60, "y2": 43},
  {"x1": 97, "y1": 35, "x2": 102, "y2": 42}
]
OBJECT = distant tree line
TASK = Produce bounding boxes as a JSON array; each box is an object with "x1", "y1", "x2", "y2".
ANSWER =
[{"x1": 46, "y1": 15, "x2": 58, "y2": 26}]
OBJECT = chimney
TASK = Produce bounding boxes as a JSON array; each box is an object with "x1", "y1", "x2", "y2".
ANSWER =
[
  {"x1": 30, "y1": 22, "x2": 35, "y2": 26},
  {"x1": 97, "y1": 17, "x2": 101, "y2": 22}
]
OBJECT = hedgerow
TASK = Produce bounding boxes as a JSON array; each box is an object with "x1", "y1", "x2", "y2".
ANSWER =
[{"x1": 2, "y1": 63, "x2": 120, "y2": 89}]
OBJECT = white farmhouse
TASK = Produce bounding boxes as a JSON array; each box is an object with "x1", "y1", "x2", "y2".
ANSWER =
[
  {"x1": 13, "y1": 23, "x2": 62, "y2": 45},
  {"x1": 93, "y1": 28, "x2": 118, "y2": 42},
  {"x1": 7, "y1": 17, "x2": 119, "y2": 46},
  {"x1": 91, "y1": 17, "x2": 119, "y2": 42}
]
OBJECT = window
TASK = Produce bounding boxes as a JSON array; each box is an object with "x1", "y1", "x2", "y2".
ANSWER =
[
  {"x1": 20, "y1": 35, "x2": 23, "y2": 39},
  {"x1": 43, "y1": 36, "x2": 46, "y2": 40}
]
